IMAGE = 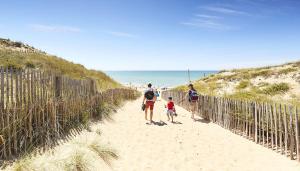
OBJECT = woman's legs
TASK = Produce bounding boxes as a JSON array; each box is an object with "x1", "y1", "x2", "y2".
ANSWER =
[{"x1": 191, "y1": 102, "x2": 197, "y2": 120}]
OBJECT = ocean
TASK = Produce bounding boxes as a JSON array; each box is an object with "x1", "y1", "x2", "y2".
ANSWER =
[{"x1": 105, "y1": 71, "x2": 217, "y2": 88}]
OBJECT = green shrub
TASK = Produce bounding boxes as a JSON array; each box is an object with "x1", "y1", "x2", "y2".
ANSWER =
[
  {"x1": 258, "y1": 82, "x2": 270, "y2": 87},
  {"x1": 250, "y1": 70, "x2": 273, "y2": 78},
  {"x1": 237, "y1": 80, "x2": 250, "y2": 89},
  {"x1": 25, "y1": 62, "x2": 35, "y2": 68},
  {"x1": 227, "y1": 91, "x2": 258, "y2": 100},
  {"x1": 0, "y1": 49, "x2": 120, "y2": 90},
  {"x1": 277, "y1": 68, "x2": 297, "y2": 75},
  {"x1": 218, "y1": 70, "x2": 227, "y2": 73},
  {"x1": 262, "y1": 83, "x2": 290, "y2": 95}
]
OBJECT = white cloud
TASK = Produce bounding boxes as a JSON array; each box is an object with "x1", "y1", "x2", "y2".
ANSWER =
[
  {"x1": 195, "y1": 14, "x2": 222, "y2": 19},
  {"x1": 201, "y1": 6, "x2": 249, "y2": 15},
  {"x1": 181, "y1": 19, "x2": 234, "y2": 31},
  {"x1": 105, "y1": 31, "x2": 138, "y2": 38},
  {"x1": 30, "y1": 24, "x2": 81, "y2": 33}
]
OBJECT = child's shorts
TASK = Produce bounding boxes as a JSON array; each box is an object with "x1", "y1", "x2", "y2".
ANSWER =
[{"x1": 167, "y1": 110, "x2": 175, "y2": 116}]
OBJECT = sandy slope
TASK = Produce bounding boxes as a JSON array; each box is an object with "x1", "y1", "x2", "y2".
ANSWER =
[{"x1": 95, "y1": 96, "x2": 300, "y2": 171}]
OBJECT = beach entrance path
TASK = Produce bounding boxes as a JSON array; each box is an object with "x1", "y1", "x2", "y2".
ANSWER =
[{"x1": 96, "y1": 96, "x2": 300, "y2": 171}]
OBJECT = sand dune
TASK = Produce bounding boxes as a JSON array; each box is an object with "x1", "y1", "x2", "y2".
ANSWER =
[{"x1": 96, "y1": 96, "x2": 300, "y2": 171}]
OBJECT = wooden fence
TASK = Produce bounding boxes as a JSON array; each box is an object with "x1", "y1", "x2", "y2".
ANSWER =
[
  {"x1": 162, "y1": 90, "x2": 300, "y2": 162},
  {"x1": 0, "y1": 67, "x2": 139, "y2": 161}
]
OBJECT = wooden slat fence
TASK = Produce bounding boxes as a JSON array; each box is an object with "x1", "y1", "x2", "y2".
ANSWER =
[
  {"x1": 162, "y1": 90, "x2": 300, "y2": 162},
  {"x1": 0, "y1": 67, "x2": 139, "y2": 161}
]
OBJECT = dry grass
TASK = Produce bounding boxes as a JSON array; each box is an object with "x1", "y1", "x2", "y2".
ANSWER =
[
  {"x1": 6, "y1": 131, "x2": 118, "y2": 171},
  {"x1": 64, "y1": 152, "x2": 89, "y2": 171},
  {"x1": 11, "y1": 158, "x2": 34, "y2": 171},
  {"x1": 277, "y1": 67, "x2": 298, "y2": 75},
  {"x1": 95, "y1": 128, "x2": 102, "y2": 136},
  {"x1": 236, "y1": 80, "x2": 250, "y2": 89},
  {"x1": 262, "y1": 83, "x2": 290, "y2": 95},
  {"x1": 88, "y1": 142, "x2": 119, "y2": 167},
  {"x1": 174, "y1": 61, "x2": 300, "y2": 105},
  {"x1": 0, "y1": 48, "x2": 120, "y2": 90}
]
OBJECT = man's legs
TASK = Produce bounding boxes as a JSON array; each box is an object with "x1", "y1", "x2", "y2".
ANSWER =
[
  {"x1": 145, "y1": 107, "x2": 148, "y2": 120},
  {"x1": 149, "y1": 102, "x2": 154, "y2": 122},
  {"x1": 150, "y1": 109, "x2": 153, "y2": 122}
]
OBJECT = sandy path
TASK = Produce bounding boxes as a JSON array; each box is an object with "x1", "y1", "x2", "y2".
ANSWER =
[{"x1": 96, "y1": 97, "x2": 300, "y2": 171}]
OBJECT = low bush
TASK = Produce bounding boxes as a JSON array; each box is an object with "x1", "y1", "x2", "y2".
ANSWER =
[
  {"x1": 277, "y1": 67, "x2": 297, "y2": 75},
  {"x1": 262, "y1": 83, "x2": 290, "y2": 95},
  {"x1": 236, "y1": 80, "x2": 250, "y2": 89},
  {"x1": 250, "y1": 70, "x2": 273, "y2": 78}
]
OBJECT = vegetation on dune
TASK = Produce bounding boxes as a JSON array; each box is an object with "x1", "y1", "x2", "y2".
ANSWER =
[
  {"x1": 174, "y1": 61, "x2": 300, "y2": 105},
  {"x1": 9, "y1": 131, "x2": 119, "y2": 171},
  {"x1": 236, "y1": 80, "x2": 250, "y2": 89},
  {"x1": 0, "y1": 39, "x2": 141, "y2": 170},
  {"x1": 65, "y1": 152, "x2": 89, "y2": 171},
  {"x1": 277, "y1": 67, "x2": 298, "y2": 75},
  {"x1": 11, "y1": 158, "x2": 34, "y2": 171},
  {"x1": 0, "y1": 48, "x2": 120, "y2": 90},
  {"x1": 262, "y1": 83, "x2": 290, "y2": 95},
  {"x1": 88, "y1": 142, "x2": 119, "y2": 167}
]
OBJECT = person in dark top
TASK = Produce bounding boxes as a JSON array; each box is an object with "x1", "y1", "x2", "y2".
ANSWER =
[
  {"x1": 143, "y1": 83, "x2": 157, "y2": 124},
  {"x1": 187, "y1": 84, "x2": 199, "y2": 121}
]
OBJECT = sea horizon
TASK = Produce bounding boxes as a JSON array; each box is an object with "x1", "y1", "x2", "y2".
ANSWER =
[{"x1": 105, "y1": 70, "x2": 218, "y2": 88}]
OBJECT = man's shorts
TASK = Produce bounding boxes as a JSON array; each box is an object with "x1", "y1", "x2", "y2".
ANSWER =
[{"x1": 146, "y1": 101, "x2": 154, "y2": 110}]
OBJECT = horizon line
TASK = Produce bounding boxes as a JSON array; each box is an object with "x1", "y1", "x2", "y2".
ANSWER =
[{"x1": 104, "y1": 70, "x2": 219, "y2": 72}]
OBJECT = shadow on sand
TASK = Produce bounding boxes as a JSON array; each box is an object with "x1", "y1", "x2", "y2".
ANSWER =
[
  {"x1": 146, "y1": 121, "x2": 168, "y2": 126},
  {"x1": 172, "y1": 121, "x2": 183, "y2": 124},
  {"x1": 194, "y1": 118, "x2": 210, "y2": 124}
]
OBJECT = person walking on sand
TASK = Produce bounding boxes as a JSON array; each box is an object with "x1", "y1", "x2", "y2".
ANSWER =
[
  {"x1": 187, "y1": 84, "x2": 199, "y2": 121},
  {"x1": 143, "y1": 83, "x2": 156, "y2": 124},
  {"x1": 165, "y1": 97, "x2": 176, "y2": 123}
]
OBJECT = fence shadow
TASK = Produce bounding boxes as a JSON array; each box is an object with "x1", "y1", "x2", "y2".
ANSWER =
[
  {"x1": 149, "y1": 121, "x2": 168, "y2": 126},
  {"x1": 0, "y1": 67, "x2": 140, "y2": 161},
  {"x1": 172, "y1": 121, "x2": 183, "y2": 124},
  {"x1": 162, "y1": 89, "x2": 300, "y2": 162},
  {"x1": 194, "y1": 118, "x2": 210, "y2": 124}
]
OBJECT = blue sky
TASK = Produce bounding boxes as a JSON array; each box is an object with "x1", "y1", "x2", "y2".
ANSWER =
[{"x1": 0, "y1": 0, "x2": 300, "y2": 70}]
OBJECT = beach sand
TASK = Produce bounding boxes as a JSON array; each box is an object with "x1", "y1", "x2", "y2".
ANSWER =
[{"x1": 94, "y1": 96, "x2": 300, "y2": 171}]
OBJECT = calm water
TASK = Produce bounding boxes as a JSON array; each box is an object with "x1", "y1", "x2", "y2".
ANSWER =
[{"x1": 105, "y1": 71, "x2": 217, "y2": 87}]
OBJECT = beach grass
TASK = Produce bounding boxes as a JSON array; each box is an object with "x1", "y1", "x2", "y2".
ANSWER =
[
  {"x1": 7, "y1": 131, "x2": 118, "y2": 171},
  {"x1": 0, "y1": 49, "x2": 120, "y2": 90},
  {"x1": 174, "y1": 61, "x2": 300, "y2": 105},
  {"x1": 262, "y1": 83, "x2": 290, "y2": 95}
]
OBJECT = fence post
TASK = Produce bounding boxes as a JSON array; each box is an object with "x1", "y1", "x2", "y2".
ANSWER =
[
  {"x1": 54, "y1": 76, "x2": 62, "y2": 135},
  {"x1": 55, "y1": 76, "x2": 62, "y2": 99},
  {"x1": 295, "y1": 107, "x2": 300, "y2": 162},
  {"x1": 255, "y1": 102, "x2": 258, "y2": 143}
]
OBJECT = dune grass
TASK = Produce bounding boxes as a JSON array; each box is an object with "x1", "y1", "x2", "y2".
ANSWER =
[
  {"x1": 6, "y1": 130, "x2": 118, "y2": 171},
  {"x1": 87, "y1": 142, "x2": 119, "y2": 167},
  {"x1": 262, "y1": 83, "x2": 290, "y2": 95},
  {"x1": 277, "y1": 67, "x2": 298, "y2": 75},
  {"x1": 236, "y1": 80, "x2": 250, "y2": 89},
  {"x1": 173, "y1": 59, "x2": 300, "y2": 106},
  {"x1": 0, "y1": 49, "x2": 120, "y2": 90},
  {"x1": 11, "y1": 158, "x2": 34, "y2": 171}
]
